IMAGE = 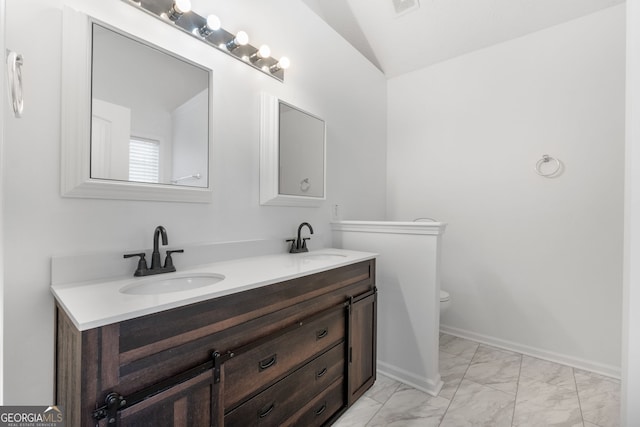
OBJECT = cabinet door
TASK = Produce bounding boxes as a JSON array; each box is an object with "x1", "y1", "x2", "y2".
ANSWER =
[
  {"x1": 117, "y1": 371, "x2": 220, "y2": 427},
  {"x1": 348, "y1": 290, "x2": 377, "y2": 405}
]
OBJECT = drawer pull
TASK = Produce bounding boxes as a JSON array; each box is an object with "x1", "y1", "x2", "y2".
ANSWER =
[
  {"x1": 315, "y1": 402, "x2": 327, "y2": 416},
  {"x1": 316, "y1": 367, "x2": 328, "y2": 379},
  {"x1": 316, "y1": 328, "x2": 328, "y2": 339},
  {"x1": 258, "y1": 354, "x2": 277, "y2": 371},
  {"x1": 258, "y1": 403, "x2": 275, "y2": 419}
]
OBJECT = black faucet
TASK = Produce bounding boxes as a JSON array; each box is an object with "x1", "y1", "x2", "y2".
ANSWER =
[
  {"x1": 287, "y1": 222, "x2": 314, "y2": 253},
  {"x1": 151, "y1": 226, "x2": 168, "y2": 270},
  {"x1": 124, "y1": 225, "x2": 184, "y2": 277}
]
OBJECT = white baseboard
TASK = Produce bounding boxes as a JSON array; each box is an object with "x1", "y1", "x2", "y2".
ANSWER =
[
  {"x1": 440, "y1": 324, "x2": 621, "y2": 379},
  {"x1": 377, "y1": 361, "x2": 443, "y2": 397}
]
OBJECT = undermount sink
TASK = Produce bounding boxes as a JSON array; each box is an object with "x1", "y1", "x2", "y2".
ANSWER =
[
  {"x1": 120, "y1": 273, "x2": 226, "y2": 295},
  {"x1": 302, "y1": 253, "x2": 348, "y2": 261}
]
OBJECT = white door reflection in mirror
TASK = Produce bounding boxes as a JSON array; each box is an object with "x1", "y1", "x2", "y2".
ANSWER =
[
  {"x1": 91, "y1": 99, "x2": 131, "y2": 182},
  {"x1": 91, "y1": 23, "x2": 209, "y2": 188}
]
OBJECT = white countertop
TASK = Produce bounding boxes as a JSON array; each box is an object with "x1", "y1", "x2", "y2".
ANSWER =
[{"x1": 51, "y1": 248, "x2": 376, "y2": 331}]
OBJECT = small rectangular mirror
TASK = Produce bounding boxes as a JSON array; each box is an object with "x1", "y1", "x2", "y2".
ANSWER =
[
  {"x1": 260, "y1": 93, "x2": 326, "y2": 207},
  {"x1": 61, "y1": 8, "x2": 213, "y2": 203}
]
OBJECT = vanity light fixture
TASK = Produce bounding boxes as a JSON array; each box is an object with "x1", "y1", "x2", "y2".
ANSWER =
[
  {"x1": 123, "y1": 0, "x2": 290, "y2": 81},
  {"x1": 250, "y1": 44, "x2": 271, "y2": 63},
  {"x1": 195, "y1": 14, "x2": 221, "y2": 38},
  {"x1": 163, "y1": 0, "x2": 191, "y2": 22}
]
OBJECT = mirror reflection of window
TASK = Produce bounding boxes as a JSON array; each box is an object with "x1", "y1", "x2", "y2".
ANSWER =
[
  {"x1": 90, "y1": 23, "x2": 210, "y2": 188},
  {"x1": 129, "y1": 137, "x2": 160, "y2": 183}
]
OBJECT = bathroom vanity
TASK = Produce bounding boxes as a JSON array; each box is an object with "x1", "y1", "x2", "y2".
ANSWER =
[{"x1": 53, "y1": 250, "x2": 376, "y2": 426}]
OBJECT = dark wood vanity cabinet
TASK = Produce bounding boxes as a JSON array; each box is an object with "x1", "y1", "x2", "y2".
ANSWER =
[{"x1": 56, "y1": 259, "x2": 376, "y2": 427}]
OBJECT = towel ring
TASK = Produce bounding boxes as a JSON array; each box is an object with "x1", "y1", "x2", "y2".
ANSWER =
[
  {"x1": 300, "y1": 178, "x2": 310, "y2": 192},
  {"x1": 535, "y1": 154, "x2": 561, "y2": 177}
]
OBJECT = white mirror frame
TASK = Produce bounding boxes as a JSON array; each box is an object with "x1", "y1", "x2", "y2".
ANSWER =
[
  {"x1": 61, "y1": 7, "x2": 214, "y2": 203},
  {"x1": 260, "y1": 93, "x2": 326, "y2": 207}
]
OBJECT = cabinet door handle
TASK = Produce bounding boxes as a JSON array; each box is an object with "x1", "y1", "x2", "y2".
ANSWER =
[
  {"x1": 316, "y1": 328, "x2": 328, "y2": 339},
  {"x1": 258, "y1": 403, "x2": 275, "y2": 419},
  {"x1": 315, "y1": 402, "x2": 327, "y2": 416},
  {"x1": 258, "y1": 354, "x2": 277, "y2": 371},
  {"x1": 316, "y1": 367, "x2": 328, "y2": 379}
]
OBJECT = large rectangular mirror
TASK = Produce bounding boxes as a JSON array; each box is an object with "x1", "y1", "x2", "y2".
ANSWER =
[
  {"x1": 91, "y1": 24, "x2": 209, "y2": 188},
  {"x1": 260, "y1": 93, "x2": 326, "y2": 207},
  {"x1": 61, "y1": 8, "x2": 213, "y2": 202}
]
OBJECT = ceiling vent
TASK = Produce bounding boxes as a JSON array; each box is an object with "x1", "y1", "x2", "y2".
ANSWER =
[{"x1": 392, "y1": 0, "x2": 420, "y2": 16}]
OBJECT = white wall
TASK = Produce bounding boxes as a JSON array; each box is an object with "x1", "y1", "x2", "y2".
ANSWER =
[
  {"x1": 172, "y1": 90, "x2": 209, "y2": 187},
  {"x1": 2, "y1": 0, "x2": 387, "y2": 403},
  {"x1": 386, "y1": 6, "x2": 625, "y2": 373},
  {"x1": 623, "y1": 0, "x2": 640, "y2": 424}
]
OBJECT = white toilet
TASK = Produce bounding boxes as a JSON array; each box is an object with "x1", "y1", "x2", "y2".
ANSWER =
[{"x1": 440, "y1": 290, "x2": 451, "y2": 315}]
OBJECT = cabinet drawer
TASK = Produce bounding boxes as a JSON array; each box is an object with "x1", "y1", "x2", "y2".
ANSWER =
[
  {"x1": 281, "y1": 377, "x2": 345, "y2": 427},
  {"x1": 224, "y1": 306, "x2": 345, "y2": 409},
  {"x1": 224, "y1": 342, "x2": 344, "y2": 427}
]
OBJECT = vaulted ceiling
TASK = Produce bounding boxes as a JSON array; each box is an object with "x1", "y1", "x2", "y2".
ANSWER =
[{"x1": 302, "y1": 0, "x2": 625, "y2": 78}]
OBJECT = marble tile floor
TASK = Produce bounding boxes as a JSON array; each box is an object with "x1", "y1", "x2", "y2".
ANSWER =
[{"x1": 334, "y1": 333, "x2": 620, "y2": 427}]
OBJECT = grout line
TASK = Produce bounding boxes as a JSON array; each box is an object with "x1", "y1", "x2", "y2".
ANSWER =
[
  {"x1": 460, "y1": 346, "x2": 522, "y2": 396},
  {"x1": 363, "y1": 400, "x2": 384, "y2": 427},
  {"x1": 572, "y1": 367, "x2": 587, "y2": 427},
  {"x1": 437, "y1": 342, "x2": 479, "y2": 426},
  {"x1": 510, "y1": 354, "x2": 523, "y2": 427},
  {"x1": 363, "y1": 379, "x2": 403, "y2": 426}
]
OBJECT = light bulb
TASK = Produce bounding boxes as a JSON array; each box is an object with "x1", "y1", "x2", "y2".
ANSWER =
[
  {"x1": 174, "y1": 0, "x2": 191, "y2": 13},
  {"x1": 226, "y1": 31, "x2": 249, "y2": 51},
  {"x1": 206, "y1": 14, "x2": 221, "y2": 31},
  {"x1": 165, "y1": 0, "x2": 191, "y2": 21},
  {"x1": 250, "y1": 45, "x2": 271, "y2": 63},
  {"x1": 235, "y1": 31, "x2": 249, "y2": 46},
  {"x1": 278, "y1": 57, "x2": 290, "y2": 70},
  {"x1": 269, "y1": 57, "x2": 290, "y2": 73},
  {"x1": 197, "y1": 14, "x2": 221, "y2": 37},
  {"x1": 258, "y1": 45, "x2": 271, "y2": 59}
]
